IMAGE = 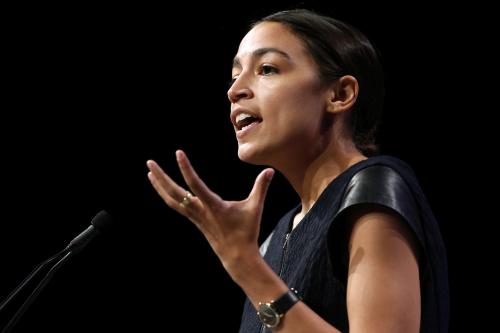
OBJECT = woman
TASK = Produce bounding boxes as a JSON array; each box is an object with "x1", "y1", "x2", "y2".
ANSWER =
[{"x1": 146, "y1": 9, "x2": 449, "y2": 333}]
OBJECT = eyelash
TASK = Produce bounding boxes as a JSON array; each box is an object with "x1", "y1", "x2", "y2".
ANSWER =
[
  {"x1": 229, "y1": 64, "x2": 279, "y2": 88},
  {"x1": 259, "y1": 64, "x2": 279, "y2": 76}
]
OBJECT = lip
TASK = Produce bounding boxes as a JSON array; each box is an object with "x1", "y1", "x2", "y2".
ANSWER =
[
  {"x1": 236, "y1": 120, "x2": 261, "y2": 139},
  {"x1": 230, "y1": 107, "x2": 262, "y2": 130}
]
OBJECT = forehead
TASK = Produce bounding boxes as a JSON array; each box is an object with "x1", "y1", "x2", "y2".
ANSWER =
[{"x1": 235, "y1": 22, "x2": 308, "y2": 61}]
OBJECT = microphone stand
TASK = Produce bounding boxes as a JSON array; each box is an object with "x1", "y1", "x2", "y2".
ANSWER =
[
  {"x1": 2, "y1": 251, "x2": 74, "y2": 333},
  {"x1": 0, "y1": 248, "x2": 68, "y2": 312},
  {"x1": 0, "y1": 210, "x2": 111, "y2": 332}
]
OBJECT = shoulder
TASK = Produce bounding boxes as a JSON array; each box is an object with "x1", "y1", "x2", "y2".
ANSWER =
[
  {"x1": 327, "y1": 163, "x2": 424, "y2": 279},
  {"x1": 337, "y1": 163, "x2": 423, "y2": 267},
  {"x1": 343, "y1": 164, "x2": 409, "y2": 204},
  {"x1": 338, "y1": 164, "x2": 420, "y2": 231}
]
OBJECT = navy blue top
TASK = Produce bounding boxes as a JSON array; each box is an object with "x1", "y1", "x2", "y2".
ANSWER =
[{"x1": 239, "y1": 156, "x2": 449, "y2": 333}]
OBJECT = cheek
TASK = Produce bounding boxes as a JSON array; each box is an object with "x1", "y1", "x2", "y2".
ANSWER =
[{"x1": 266, "y1": 87, "x2": 323, "y2": 131}]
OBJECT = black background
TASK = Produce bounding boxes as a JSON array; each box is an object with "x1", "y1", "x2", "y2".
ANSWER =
[{"x1": 0, "y1": 1, "x2": 491, "y2": 331}]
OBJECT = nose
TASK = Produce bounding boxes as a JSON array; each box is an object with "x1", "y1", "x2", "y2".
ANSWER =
[{"x1": 227, "y1": 77, "x2": 253, "y2": 103}]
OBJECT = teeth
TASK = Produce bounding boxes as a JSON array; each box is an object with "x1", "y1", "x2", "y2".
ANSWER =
[{"x1": 236, "y1": 113, "x2": 254, "y2": 123}]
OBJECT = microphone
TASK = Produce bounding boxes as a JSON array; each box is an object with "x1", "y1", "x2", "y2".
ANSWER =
[
  {"x1": 0, "y1": 210, "x2": 112, "y2": 332},
  {"x1": 64, "y1": 210, "x2": 112, "y2": 254}
]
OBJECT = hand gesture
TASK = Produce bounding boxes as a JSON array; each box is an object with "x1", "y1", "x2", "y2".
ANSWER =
[{"x1": 146, "y1": 150, "x2": 274, "y2": 268}]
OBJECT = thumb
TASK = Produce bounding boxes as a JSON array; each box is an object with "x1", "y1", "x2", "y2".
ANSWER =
[{"x1": 248, "y1": 168, "x2": 275, "y2": 207}]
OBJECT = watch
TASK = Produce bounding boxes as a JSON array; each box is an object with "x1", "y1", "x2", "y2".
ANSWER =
[{"x1": 257, "y1": 288, "x2": 300, "y2": 328}]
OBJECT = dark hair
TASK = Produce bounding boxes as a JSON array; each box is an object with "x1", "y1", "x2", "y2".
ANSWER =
[{"x1": 254, "y1": 9, "x2": 385, "y2": 156}]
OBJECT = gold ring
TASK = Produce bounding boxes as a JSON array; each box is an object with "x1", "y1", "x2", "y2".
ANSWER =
[{"x1": 179, "y1": 191, "x2": 193, "y2": 207}]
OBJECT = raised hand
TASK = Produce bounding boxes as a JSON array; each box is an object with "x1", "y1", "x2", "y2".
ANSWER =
[{"x1": 146, "y1": 150, "x2": 274, "y2": 269}]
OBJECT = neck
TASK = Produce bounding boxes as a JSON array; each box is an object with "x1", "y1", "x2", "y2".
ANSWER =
[{"x1": 277, "y1": 136, "x2": 366, "y2": 227}]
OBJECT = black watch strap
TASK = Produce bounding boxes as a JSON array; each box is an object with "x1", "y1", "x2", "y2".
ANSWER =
[{"x1": 273, "y1": 288, "x2": 300, "y2": 314}]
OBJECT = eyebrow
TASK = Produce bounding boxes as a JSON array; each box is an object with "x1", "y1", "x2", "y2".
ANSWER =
[{"x1": 232, "y1": 47, "x2": 291, "y2": 69}]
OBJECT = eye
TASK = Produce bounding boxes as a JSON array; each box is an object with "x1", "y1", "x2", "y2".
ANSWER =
[{"x1": 259, "y1": 64, "x2": 279, "y2": 76}]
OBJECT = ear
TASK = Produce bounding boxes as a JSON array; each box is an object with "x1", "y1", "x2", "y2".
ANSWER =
[{"x1": 326, "y1": 75, "x2": 359, "y2": 114}]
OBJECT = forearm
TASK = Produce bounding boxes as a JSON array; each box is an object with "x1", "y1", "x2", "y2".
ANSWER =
[{"x1": 225, "y1": 251, "x2": 343, "y2": 333}]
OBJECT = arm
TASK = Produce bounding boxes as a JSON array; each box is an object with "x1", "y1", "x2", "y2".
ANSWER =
[
  {"x1": 147, "y1": 152, "x2": 420, "y2": 333},
  {"x1": 346, "y1": 205, "x2": 421, "y2": 333}
]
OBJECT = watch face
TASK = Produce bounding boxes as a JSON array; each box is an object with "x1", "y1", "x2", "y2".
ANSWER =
[{"x1": 257, "y1": 303, "x2": 280, "y2": 328}]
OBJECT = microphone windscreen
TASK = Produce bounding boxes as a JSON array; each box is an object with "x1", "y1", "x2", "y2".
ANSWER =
[{"x1": 91, "y1": 210, "x2": 113, "y2": 233}]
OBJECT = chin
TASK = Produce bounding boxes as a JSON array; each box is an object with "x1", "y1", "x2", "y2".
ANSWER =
[{"x1": 237, "y1": 143, "x2": 269, "y2": 165}]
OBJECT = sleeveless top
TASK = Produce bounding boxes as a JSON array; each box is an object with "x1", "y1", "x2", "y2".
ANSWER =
[{"x1": 239, "y1": 155, "x2": 449, "y2": 333}]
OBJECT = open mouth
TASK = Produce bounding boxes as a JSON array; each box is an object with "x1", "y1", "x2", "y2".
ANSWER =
[{"x1": 235, "y1": 113, "x2": 263, "y2": 131}]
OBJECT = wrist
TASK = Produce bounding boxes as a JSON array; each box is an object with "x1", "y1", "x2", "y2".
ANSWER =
[
  {"x1": 257, "y1": 288, "x2": 301, "y2": 328},
  {"x1": 221, "y1": 248, "x2": 264, "y2": 283}
]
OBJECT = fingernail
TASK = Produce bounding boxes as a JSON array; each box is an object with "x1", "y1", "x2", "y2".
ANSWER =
[{"x1": 176, "y1": 150, "x2": 182, "y2": 162}]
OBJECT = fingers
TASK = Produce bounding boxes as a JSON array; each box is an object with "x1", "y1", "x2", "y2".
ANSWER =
[
  {"x1": 248, "y1": 168, "x2": 274, "y2": 207},
  {"x1": 146, "y1": 160, "x2": 199, "y2": 215},
  {"x1": 175, "y1": 150, "x2": 220, "y2": 207}
]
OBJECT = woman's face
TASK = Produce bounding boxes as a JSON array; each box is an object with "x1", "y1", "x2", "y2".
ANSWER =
[{"x1": 228, "y1": 22, "x2": 330, "y2": 166}]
